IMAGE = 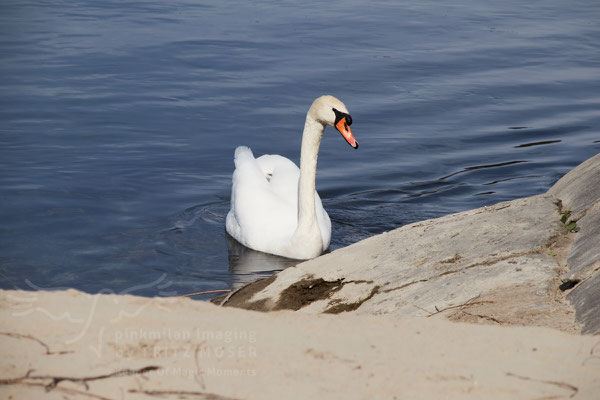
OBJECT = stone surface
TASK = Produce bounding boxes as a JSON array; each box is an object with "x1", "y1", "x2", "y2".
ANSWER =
[
  {"x1": 565, "y1": 203, "x2": 600, "y2": 281},
  {"x1": 224, "y1": 195, "x2": 574, "y2": 328},
  {"x1": 548, "y1": 153, "x2": 600, "y2": 221},
  {"x1": 567, "y1": 271, "x2": 600, "y2": 335},
  {"x1": 224, "y1": 154, "x2": 600, "y2": 335},
  {"x1": 548, "y1": 153, "x2": 600, "y2": 334}
]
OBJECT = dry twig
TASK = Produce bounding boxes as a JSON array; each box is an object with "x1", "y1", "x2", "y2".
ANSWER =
[
  {"x1": 179, "y1": 289, "x2": 232, "y2": 298},
  {"x1": 413, "y1": 295, "x2": 494, "y2": 317},
  {"x1": 128, "y1": 388, "x2": 238, "y2": 399},
  {"x1": 506, "y1": 372, "x2": 578, "y2": 398},
  {"x1": 461, "y1": 311, "x2": 502, "y2": 324},
  {"x1": 0, "y1": 331, "x2": 72, "y2": 355},
  {"x1": 0, "y1": 366, "x2": 160, "y2": 391}
]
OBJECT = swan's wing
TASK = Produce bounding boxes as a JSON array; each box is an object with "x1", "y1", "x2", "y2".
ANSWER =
[
  {"x1": 256, "y1": 154, "x2": 300, "y2": 201},
  {"x1": 256, "y1": 154, "x2": 298, "y2": 175},
  {"x1": 226, "y1": 147, "x2": 298, "y2": 253},
  {"x1": 227, "y1": 147, "x2": 266, "y2": 241}
]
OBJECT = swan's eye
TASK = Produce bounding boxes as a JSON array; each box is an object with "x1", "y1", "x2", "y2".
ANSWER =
[
  {"x1": 332, "y1": 108, "x2": 341, "y2": 123},
  {"x1": 332, "y1": 108, "x2": 352, "y2": 126}
]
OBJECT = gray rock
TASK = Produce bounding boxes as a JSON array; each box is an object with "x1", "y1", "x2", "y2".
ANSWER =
[
  {"x1": 223, "y1": 153, "x2": 600, "y2": 334},
  {"x1": 548, "y1": 153, "x2": 600, "y2": 221},
  {"x1": 567, "y1": 271, "x2": 600, "y2": 334},
  {"x1": 225, "y1": 195, "x2": 571, "y2": 326},
  {"x1": 565, "y1": 204, "x2": 600, "y2": 281},
  {"x1": 546, "y1": 153, "x2": 600, "y2": 334}
]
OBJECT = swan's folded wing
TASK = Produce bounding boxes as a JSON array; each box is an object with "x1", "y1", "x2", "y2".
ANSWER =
[
  {"x1": 255, "y1": 154, "x2": 298, "y2": 176},
  {"x1": 228, "y1": 148, "x2": 298, "y2": 252},
  {"x1": 256, "y1": 154, "x2": 299, "y2": 202}
]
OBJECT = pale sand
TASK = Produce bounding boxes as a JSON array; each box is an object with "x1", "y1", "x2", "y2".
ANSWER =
[{"x1": 1, "y1": 289, "x2": 599, "y2": 399}]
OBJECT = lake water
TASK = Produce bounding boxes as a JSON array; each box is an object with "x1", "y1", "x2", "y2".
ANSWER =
[{"x1": 1, "y1": 0, "x2": 599, "y2": 299}]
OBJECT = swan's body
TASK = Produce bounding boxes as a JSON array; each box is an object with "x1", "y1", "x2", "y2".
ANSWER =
[
  {"x1": 226, "y1": 148, "x2": 331, "y2": 259},
  {"x1": 226, "y1": 95, "x2": 358, "y2": 260}
]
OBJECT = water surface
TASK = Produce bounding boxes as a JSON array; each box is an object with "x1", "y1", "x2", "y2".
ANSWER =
[{"x1": 1, "y1": 0, "x2": 599, "y2": 298}]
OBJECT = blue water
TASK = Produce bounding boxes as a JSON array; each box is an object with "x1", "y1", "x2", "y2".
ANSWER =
[{"x1": 1, "y1": 0, "x2": 599, "y2": 298}]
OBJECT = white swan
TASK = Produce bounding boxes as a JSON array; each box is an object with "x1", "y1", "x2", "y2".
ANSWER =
[{"x1": 225, "y1": 95, "x2": 358, "y2": 260}]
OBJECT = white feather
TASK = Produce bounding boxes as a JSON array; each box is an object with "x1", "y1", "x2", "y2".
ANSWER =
[{"x1": 226, "y1": 95, "x2": 355, "y2": 259}]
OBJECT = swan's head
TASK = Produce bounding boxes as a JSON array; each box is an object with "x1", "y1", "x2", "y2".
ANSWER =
[{"x1": 309, "y1": 95, "x2": 358, "y2": 149}]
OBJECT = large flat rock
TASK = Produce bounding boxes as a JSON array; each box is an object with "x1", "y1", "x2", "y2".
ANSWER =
[
  {"x1": 224, "y1": 195, "x2": 575, "y2": 329},
  {"x1": 224, "y1": 154, "x2": 600, "y2": 334}
]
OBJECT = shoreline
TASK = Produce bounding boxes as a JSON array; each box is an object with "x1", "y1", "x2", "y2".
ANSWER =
[{"x1": 2, "y1": 153, "x2": 599, "y2": 399}]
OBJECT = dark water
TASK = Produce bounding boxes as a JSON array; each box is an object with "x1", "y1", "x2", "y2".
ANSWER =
[{"x1": 1, "y1": 1, "x2": 599, "y2": 298}]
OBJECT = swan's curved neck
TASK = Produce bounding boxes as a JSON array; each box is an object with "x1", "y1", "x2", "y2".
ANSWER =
[{"x1": 296, "y1": 114, "x2": 325, "y2": 243}]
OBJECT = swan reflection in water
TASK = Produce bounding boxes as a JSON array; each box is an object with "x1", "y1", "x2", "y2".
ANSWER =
[{"x1": 226, "y1": 232, "x2": 299, "y2": 290}]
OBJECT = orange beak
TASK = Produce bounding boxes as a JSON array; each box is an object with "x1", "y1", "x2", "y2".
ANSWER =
[{"x1": 335, "y1": 117, "x2": 358, "y2": 149}]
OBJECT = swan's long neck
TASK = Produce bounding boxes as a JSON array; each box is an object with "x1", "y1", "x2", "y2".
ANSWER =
[{"x1": 296, "y1": 115, "x2": 325, "y2": 241}]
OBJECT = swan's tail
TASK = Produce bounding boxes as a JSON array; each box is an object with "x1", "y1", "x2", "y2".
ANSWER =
[{"x1": 233, "y1": 146, "x2": 254, "y2": 168}]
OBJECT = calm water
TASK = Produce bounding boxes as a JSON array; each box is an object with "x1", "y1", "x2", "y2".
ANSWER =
[{"x1": 1, "y1": 1, "x2": 599, "y2": 298}]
